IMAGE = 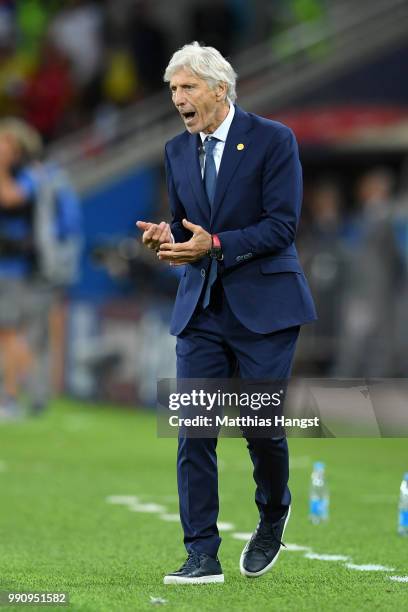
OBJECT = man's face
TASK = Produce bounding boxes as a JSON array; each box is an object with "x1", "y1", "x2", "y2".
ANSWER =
[{"x1": 169, "y1": 68, "x2": 228, "y2": 134}]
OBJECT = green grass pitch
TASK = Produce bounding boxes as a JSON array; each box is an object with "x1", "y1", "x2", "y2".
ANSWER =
[{"x1": 0, "y1": 398, "x2": 407, "y2": 611}]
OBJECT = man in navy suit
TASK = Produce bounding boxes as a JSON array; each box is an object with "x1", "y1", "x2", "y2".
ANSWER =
[{"x1": 137, "y1": 42, "x2": 316, "y2": 584}]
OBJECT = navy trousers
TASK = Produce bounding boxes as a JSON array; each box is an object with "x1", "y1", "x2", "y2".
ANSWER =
[{"x1": 176, "y1": 279, "x2": 299, "y2": 558}]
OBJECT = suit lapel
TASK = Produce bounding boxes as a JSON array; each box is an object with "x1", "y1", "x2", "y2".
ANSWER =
[
  {"x1": 181, "y1": 107, "x2": 253, "y2": 223},
  {"x1": 184, "y1": 133, "x2": 210, "y2": 219},
  {"x1": 211, "y1": 106, "x2": 252, "y2": 224}
]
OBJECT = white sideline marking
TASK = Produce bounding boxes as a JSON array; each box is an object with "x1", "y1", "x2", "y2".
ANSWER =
[
  {"x1": 284, "y1": 543, "x2": 312, "y2": 552},
  {"x1": 106, "y1": 495, "x2": 139, "y2": 505},
  {"x1": 345, "y1": 563, "x2": 395, "y2": 572},
  {"x1": 232, "y1": 532, "x2": 253, "y2": 541},
  {"x1": 128, "y1": 503, "x2": 167, "y2": 513},
  {"x1": 217, "y1": 522, "x2": 235, "y2": 531},
  {"x1": 159, "y1": 513, "x2": 180, "y2": 522},
  {"x1": 389, "y1": 576, "x2": 408, "y2": 582},
  {"x1": 305, "y1": 553, "x2": 350, "y2": 561},
  {"x1": 107, "y1": 496, "x2": 401, "y2": 580},
  {"x1": 149, "y1": 596, "x2": 167, "y2": 604}
]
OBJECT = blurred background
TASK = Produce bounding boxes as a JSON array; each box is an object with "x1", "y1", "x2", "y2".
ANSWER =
[{"x1": 1, "y1": 0, "x2": 408, "y2": 417}]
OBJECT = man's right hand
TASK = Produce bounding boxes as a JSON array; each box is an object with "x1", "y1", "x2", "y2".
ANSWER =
[{"x1": 136, "y1": 220, "x2": 171, "y2": 251}]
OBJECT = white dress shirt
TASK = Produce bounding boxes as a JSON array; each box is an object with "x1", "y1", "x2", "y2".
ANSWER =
[
  {"x1": 170, "y1": 103, "x2": 235, "y2": 243},
  {"x1": 199, "y1": 103, "x2": 235, "y2": 176}
]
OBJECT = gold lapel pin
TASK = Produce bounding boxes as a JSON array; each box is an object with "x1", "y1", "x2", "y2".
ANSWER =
[{"x1": 237, "y1": 143, "x2": 245, "y2": 151}]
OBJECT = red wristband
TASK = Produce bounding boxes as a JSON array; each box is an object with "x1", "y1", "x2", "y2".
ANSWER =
[{"x1": 212, "y1": 234, "x2": 221, "y2": 248}]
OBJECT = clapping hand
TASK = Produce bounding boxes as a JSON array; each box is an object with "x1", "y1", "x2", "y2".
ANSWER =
[
  {"x1": 158, "y1": 219, "x2": 211, "y2": 265},
  {"x1": 136, "y1": 220, "x2": 171, "y2": 251}
]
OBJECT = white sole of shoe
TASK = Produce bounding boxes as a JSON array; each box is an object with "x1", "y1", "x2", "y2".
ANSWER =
[
  {"x1": 163, "y1": 574, "x2": 224, "y2": 585},
  {"x1": 239, "y1": 505, "x2": 291, "y2": 578}
]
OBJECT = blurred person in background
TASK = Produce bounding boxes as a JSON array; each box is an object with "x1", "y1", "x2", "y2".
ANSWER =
[
  {"x1": 128, "y1": 0, "x2": 168, "y2": 95},
  {"x1": 0, "y1": 1, "x2": 62, "y2": 124},
  {"x1": 298, "y1": 179, "x2": 348, "y2": 374},
  {"x1": 49, "y1": 0, "x2": 105, "y2": 121},
  {"x1": 388, "y1": 163, "x2": 408, "y2": 376},
  {"x1": 334, "y1": 167, "x2": 404, "y2": 377},
  {"x1": 0, "y1": 118, "x2": 41, "y2": 417},
  {"x1": 0, "y1": 33, "x2": 32, "y2": 117},
  {"x1": 102, "y1": 42, "x2": 139, "y2": 107},
  {"x1": 22, "y1": 38, "x2": 74, "y2": 142},
  {"x1": 16, "y1": 0, "x2": 60, "y2": 64},
  {"x1": 0, "y1": 118, "x2": 81, "y2": 418}
]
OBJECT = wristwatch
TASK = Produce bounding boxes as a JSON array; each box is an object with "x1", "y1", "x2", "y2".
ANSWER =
[{"x1": 207, "y1": 234, "x2": 223, "y2": 261}]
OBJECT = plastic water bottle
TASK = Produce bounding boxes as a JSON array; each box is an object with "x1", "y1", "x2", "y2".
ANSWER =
[
  {"x1": 398, "y1": 473, "x2": 408, "y2": 536},
  {"x1": 309, "y1": 461, "x2": 329, "y2": 524}
]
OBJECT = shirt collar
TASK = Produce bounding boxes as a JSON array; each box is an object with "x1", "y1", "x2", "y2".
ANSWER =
[{"x1": 200, "y1": 103, "x2": 235, "y2": 144}]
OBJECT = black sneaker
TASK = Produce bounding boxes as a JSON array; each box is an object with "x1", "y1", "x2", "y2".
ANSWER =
[
  {"x1": 240, "y1": 505, "x2": 291, "y2": 577},
  {"x1": 163, "y1": 551, "x2": 224, "y2": 584}
]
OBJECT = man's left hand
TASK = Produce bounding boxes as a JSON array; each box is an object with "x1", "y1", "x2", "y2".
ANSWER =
[{"x1": 158, "y1": 219, "x2": 212, "y2": 264}]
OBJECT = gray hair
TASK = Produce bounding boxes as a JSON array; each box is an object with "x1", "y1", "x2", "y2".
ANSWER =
[{"x1": 164, "y1": 41, "x2": 237, "y2": 103}]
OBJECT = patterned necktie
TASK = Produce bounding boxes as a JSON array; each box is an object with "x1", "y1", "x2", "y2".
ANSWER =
[{"x1": 202, "y1": 136, "x2": 219, "y2": 308}]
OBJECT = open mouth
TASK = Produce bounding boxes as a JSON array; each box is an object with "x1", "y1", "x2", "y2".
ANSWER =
[{"x1": 182, "y1": 111, "x2": 196, "y2": 121}]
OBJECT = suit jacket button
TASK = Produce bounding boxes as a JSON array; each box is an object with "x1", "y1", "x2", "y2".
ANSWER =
[{"x1": 201, "y1": 268, "x2": 206, "y2": 278}]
